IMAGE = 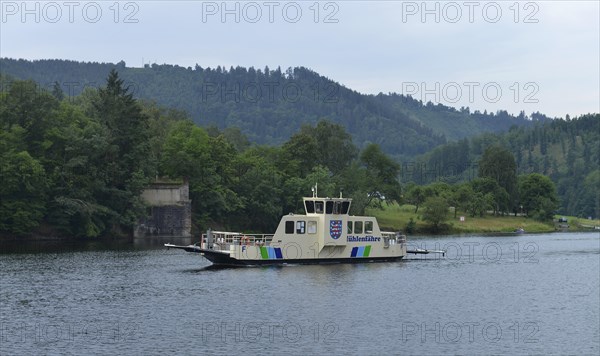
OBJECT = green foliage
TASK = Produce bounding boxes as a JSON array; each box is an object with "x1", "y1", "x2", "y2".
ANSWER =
[
  {"x1": 405, "y1": 185, "x2": 432, "y2": 213},
  {"x1": 471, "y1": 177, "x2": 510, "y2": 215},
  {"x1": 454, "y1": 183, "x2": 474, "y2": 217},
  {"x1": 230, "y1": 150, "x2": 283, "y2": 231},
  {"x1": 89, "y1": 69, "x2": 153, "y2": 229},
  {"x1": 360, "y1": 143, "x2": 402, "y2": 201},
  {"x1": 160, "y1": 120, "x2": 210, "y2": 179},
  {"x1": 421, "y1": 196, "x2": 450, "y2": 231},
  {"x1": 518, "y1": 173, "x2": 559, "y2": 221},
  {"x1": 0, "y1": 72, "x2": 164, "y2": 237},
  {"x1": 42, "y1": 103, "x2": 112, "y2": 237},
  {"x1": 405, "y1": 217, "x2": 416, "y2": 234},
  {"x1": 282, "y1": 121, "x2": 358, "y2": 175},
  {"x1": 467, "y1": 192, "x2": 494, "y2": 218},
  {"x1": 478, "y1": 145, "x2": 517, "y2": 213},
  {"x1": 0, "y1": 151, "x2": 47, "y2": 234},
  {"x1": 310, "y1": 121, "x2": 358, "y2": 174},
  {"x1": 414, "y1": 114, "x2": 599, "y2": 218},
  {"x1": 160, "y1": 121, "x2": 244, "y2": 227}
]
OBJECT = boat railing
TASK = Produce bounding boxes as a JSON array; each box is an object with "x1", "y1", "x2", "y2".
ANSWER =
[
  {"x1": 396, "y1": 233, "x2": 407, "y2": 244},
  {"x1": 381, "y1": 231, "x2": 406, "y2": 248},
  {"x1": 201, "y1": 231, "x2": 274, "y2": 250}
]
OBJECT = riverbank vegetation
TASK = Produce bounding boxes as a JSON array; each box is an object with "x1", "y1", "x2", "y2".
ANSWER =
[{"x1": 367, "y1": 203, "x2": 556, "y2": 233}]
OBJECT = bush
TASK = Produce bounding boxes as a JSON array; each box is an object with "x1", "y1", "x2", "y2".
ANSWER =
[
  {"x1": 422, "y1": 196, "x2": 450, "y2": 232},
  {"x1": 405, "y1": 218, "x2": 416, "y2": 234}
]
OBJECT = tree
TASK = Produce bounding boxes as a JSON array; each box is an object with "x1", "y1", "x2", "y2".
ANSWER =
[
  {"x1": 52, "y1": 81, "x2": 64, "y2": 101},
  {"x1": 91, "y1": 70, "x2": 152, "y2": 231},
  {"x1": 479, "y1": 145, "x2": 517, "y2": 212},
  {"x1": 0, "y1": 151, "x2": 47, "y2": 234},
  {"x1": 454, "y1": 183, "x2": 473, "y2": 217},
  {"x1": 222, "y1": 126, "x2": 250, "y2": 152},
  {"x1": 471, "y1": 177, "x2": 510, "y2": 215},
  {"x1": 359, "y1": 143, "x2": 402, "y2": 203},
  {"x1": 300, "y1": 120, "x2": 358, "y2": 175},
  {"x1": 43, "y1": 103, "x2": 113, "y2": 237},
  {"x1": 467, "y1": 192, "x2": 494, "y2": 217},
  {"x1": 0, "y1": 80, "x2": 60, "y2": 158},
  {"x1": 282, "y1": 130, "x2": 319, "y2": 177},
  {"x1": 518, "y1": 173, "x2": 559, "y2": 221},
  {"x1": 422, "y1": 196, "x2": 450, "y2": 231},
  {"x1": 405, "y1": 185, "x2": 433, "y2": 213},
  {"x1": 405, "y1": 186, "x2": 425, "y2": 213},
  {"x1": 334, "y1": 162, "x2": 370, "y2": 215},
  {"x1": 231, "y1": 150, "x2": 283, "y2": 232},
  {"x1": 581, "y1": 170, "x2": 600, "y2": 219},
  {"x1": 160, "y1": 121, "x2": 242, "y2": 228}
]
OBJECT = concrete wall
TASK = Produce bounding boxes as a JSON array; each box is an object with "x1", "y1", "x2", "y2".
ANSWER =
[
  {"x1": 141, "y1": 183, "x2": 189, "y2": 206},
  {"x1": 135, "y1": 181, "x2": 192, "y2": 238}
]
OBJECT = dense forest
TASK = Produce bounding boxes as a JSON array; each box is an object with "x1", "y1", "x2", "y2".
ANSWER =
[
  {"x1": 0, "y1": 72, "x2": 405, "y2": 237},
  {"x1": 0, "y1": 58, "x2": 548, "y2": 160},
  {"x1": 413, "y1": 114, "x2": 600, "y2": 218}
]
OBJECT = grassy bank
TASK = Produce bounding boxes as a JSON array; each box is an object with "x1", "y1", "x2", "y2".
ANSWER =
[
  {"x1": 556, "y1": 216, "x2": 600, "y2": 231},
  {"x1": 366, "y1": 203, "x2": 583, "y2": 234}
]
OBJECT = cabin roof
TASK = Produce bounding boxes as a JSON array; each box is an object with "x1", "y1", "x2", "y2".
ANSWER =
[
  {"x1": 303, "y1": 196, "x2": 352, "y2": 215},
  {"x1": 302, "y1": 196, "x2": 353, "y2": 201}
]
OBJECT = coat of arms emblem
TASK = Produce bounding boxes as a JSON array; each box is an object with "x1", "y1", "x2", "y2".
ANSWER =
[{"x1": 330, "y1": 220, "x2": 342, "y2": 240}]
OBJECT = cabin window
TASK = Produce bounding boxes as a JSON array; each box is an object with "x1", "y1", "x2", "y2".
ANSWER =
[
  {"x1": 365, "y1": 221, "x2": 373, "y2": 233},
  {"x1": 285, "y1": 221, "x2": 294, "y2": 234},
  {"x1": 307, "y1": 221, "x2": 317, "y2": 234},
  {"x1": 315, "y1": 201, "x2": 324, "y2": 214},
  {"x1": 305, "y1": 201, "x2": 315, "y2": 213},
  {"x1": 333, "y1": 201, "x2": 342, "y2": 214},
  {"x1": 296, "y1": 221, "x2": 306, "y2": 234},
  {"x1": 354, "y1": 221, "x2": 363, "y2": 234},
  {"x1": 326, "y1": 201, "x2": 333, "y2": 214},
  {"x1": 342, "y1": 201, "x2": 350, "y2": 214},
  {"x1": 347, "y1": 221, "x2": 353, "y2": 234}
]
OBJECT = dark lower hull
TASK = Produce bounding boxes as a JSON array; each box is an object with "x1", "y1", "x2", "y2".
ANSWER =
[{"x1": 199, "y1": 249, "x2": 405, "y2": 266}]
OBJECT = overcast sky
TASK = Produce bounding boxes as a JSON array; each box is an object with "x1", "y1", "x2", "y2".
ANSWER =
[{"x1": 1, "y1": 0, "x2": 598, "y2": 117}]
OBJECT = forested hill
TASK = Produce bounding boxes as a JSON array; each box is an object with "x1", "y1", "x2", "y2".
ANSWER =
[
  {"x1": 413, "y1": 114, "x2": 600, "y2": 218},
  {"x1": 0, "y1": 58, "x2": 546, "y2": 158}
]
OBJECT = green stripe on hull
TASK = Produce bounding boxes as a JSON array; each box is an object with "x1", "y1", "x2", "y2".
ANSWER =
[
  {"x1": 260, "y1": 246, "x2": 268, "y2": 259},
  {"x1": 364, "y1": 245, "x2": 371, "y2": 257}
]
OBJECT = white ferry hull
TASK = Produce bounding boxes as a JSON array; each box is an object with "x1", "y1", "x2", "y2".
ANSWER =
[{"x1": 198, "y1": 248, "x2": 405, "y2": 266}]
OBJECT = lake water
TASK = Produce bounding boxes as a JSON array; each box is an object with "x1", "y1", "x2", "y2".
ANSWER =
[{"x1": 1, "y1": 232, "x2": 598, "y2": 355}]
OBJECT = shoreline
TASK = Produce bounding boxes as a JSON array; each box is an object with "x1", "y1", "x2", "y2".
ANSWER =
[
  {"x1": 2, "y1": 207, "x2": 597, "y2": 241},
  {"x1": 368, "y1": 204, "x2": 600, "y2": 236}
]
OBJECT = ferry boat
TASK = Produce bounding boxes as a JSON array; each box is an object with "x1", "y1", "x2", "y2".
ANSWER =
[{"x1": 166, "y1": 188, "x2": 441, "y2": 266}]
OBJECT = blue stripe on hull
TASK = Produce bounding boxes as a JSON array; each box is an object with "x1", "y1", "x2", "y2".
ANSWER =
[{"x1": 357, "y1": 246, "x2": 365, "y2": 257}]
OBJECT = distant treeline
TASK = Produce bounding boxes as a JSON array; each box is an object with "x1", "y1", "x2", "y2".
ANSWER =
[{"x1": 0, "y1": 58, "x2": 548, "y2": 160}]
